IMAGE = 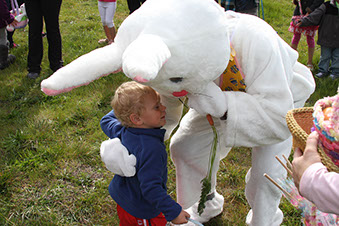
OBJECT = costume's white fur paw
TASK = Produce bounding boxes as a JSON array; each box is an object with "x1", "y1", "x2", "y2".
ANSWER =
[
  {"x1": 182, "y1": 192, "x2": 224, "y2": 225},
  {"x1": 168, "y1": 221, "x2": 196, "y2": 226},
  {"x1": 246, "y1": 208, "x2": 283, "y2": 226},
  {"x1": 187, "y1": 82, "x2": 227, "y2": 118},
  {"x1": 100, "y1": 138, "x2": 136, "y2": 177}
]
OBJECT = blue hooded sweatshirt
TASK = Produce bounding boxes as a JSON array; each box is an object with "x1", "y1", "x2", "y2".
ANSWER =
[{"x1": 100, "y1": 110, "x2": 182, "y2": 221}]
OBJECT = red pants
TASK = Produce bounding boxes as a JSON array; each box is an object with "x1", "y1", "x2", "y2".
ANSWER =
[{"x1": 117, "y1": 204, "x2": 167, "y2": 226}]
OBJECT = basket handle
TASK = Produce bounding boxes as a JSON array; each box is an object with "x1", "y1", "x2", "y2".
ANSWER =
[{"x1": 10, "y1": 0, "x2": 19, "y2": 15}]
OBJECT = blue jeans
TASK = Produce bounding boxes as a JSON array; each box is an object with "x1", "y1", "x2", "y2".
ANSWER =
[{"x1": 318, "y1": 46, "x2": 339, "y2": 76}]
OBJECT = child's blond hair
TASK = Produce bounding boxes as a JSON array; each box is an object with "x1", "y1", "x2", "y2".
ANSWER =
[{"x1": 111, "y1": 81, "x2": 157, "y2": 127}]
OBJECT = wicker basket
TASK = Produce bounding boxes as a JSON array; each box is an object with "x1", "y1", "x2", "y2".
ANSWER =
[{"x1": 285, "y1": 107, "x2": 339, "y2": 173}]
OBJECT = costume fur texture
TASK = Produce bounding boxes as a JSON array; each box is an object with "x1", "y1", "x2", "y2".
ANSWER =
[{"x1": 41, "y1": 0, "x2": 315, "y2": 225}]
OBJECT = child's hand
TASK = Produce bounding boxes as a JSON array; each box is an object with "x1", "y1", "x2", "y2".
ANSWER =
[
  {"x1": 305, "y1": 7, "x2": 312, "y2": 14},
  {"x1": 293, "y1": 18, "x2": 302, "y2": 27},
  {"x1": 171, "y1": 210, "x2": 190, "y2": 224},
  {"x1": 295, "y1": 20, "x2": 302, "y2": 27},
  {"x1": 292, "y1": 131, "x2": 321, "y2": 190},
  {"x1": 10, "y1": 19, "x2": 19, "y2": 27}
]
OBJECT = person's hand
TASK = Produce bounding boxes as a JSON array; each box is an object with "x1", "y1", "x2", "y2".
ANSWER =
[
  {"x1": 10, "y1": 19, "x2": 18, "y2": 27},
  {"x1": 292, "y1": 131, "x2": 321, "y2": 189},
  {"x1": 295, "y1": 19, "x2": 302, "y2": 27},
  {"x1": 305, "y1": 7, "x2": 312, "y2": 14},
  {"x1": 187, "y1": 82, "x2": 227, "y2": 118},
  {"x1": 171, "y1": 210, "x2": 190, "y2": 224}
]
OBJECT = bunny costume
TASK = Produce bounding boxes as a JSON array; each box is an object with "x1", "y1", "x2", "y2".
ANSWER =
[{"x1": 40, "y1": 0, "x2": 315, "y2": 225}]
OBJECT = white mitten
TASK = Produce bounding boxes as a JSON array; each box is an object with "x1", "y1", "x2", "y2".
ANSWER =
[
  {"x1": 187, "y1": 82, "x2": 227, "y2": 118},
  {"x1": 100, "y1": 138, "x2": 136, "y2": 177}
]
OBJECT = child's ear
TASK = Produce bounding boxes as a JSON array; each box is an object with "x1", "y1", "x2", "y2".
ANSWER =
[{"x1": 130, "y1": 113, "x2": 143, "y2": 126}]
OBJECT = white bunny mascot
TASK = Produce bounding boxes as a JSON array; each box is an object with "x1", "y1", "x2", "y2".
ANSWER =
[{"x1": 41, "y1": 0, "x2": 315, "y2": 225}]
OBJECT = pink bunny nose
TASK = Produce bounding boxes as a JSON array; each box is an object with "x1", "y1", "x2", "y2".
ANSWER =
[
  {"x1": 172, "y1": 90, "x2": 188, "y2": 97},
  {"x1": 133, "y1": 75, "x2": 149, "y2": 83}
]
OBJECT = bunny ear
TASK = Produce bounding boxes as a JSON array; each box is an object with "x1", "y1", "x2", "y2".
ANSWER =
[
  {"x1": 122, "y1": 34, "x2": 171, "y2": 83},
  {"x1": 41, "y1": 43, "x2": 123, "y2": 96}
]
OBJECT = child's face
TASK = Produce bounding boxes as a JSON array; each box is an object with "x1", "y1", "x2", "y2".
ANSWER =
[{"x1": 138, "y1": 92, "x2": 166, "y2": 129}]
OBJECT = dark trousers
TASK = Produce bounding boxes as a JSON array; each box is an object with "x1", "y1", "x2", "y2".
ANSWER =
[
  {"x1": 126, "y1": 0, "x2": 145, "y2": 14},
  {"x1": 25, "y1": 0, "x2": 62, "y2": 73}
]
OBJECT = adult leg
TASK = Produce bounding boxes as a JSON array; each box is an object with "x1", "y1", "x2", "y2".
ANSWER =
[
  {"x1": 170, "y1": 109, "x2": 230, "y2": 223},
  {"x1": 25, "y1": 0, "x2": 44, "y2": 74},
  {"x1": 245, "y1": 137, "x2": 292, "y2": 226},
  {"x1": 41, "y1": 0, "x2": 63, "y2": 72}
]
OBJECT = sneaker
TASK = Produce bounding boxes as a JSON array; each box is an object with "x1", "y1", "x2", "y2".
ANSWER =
[
  {"x1": 329, "y1": 74, "x2": 339, "y2": 80},
  {"x1": 315, "y1": 72, "x2": 328, "y2": 78}
]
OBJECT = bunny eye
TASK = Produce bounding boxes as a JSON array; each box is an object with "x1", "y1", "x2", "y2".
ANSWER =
[{"x1": 169, "y1": 77, "x2": 183, "y2": 83}]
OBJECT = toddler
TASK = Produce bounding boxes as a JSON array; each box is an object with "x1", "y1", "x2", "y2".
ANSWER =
[{"x1": 100, "y1": 81, "x2": 190, "y2": 225}]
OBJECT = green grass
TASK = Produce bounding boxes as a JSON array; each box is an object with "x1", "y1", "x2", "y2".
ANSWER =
[{"x1": 0, "y1": 0, "x2": 338, "y2": 225}]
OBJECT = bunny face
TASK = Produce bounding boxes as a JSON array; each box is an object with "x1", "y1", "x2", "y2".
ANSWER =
[
  {"x1": 120, "y1": 32, "x2": 230, "y2": 98},
  {"x1": 140, "y1": 35, "x2": 230, "y2": 98}
]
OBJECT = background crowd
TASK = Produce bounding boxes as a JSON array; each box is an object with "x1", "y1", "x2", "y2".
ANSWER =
[{"x1": 1, "y1": 0, "x2": 338, "y2": 80}]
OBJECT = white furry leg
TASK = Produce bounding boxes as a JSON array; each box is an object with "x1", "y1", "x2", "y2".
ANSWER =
[
  {"x1": 180, "y1": 191, "x2": 224, "y2": 225},
  {"x1": 244, "y1": 138, "x2": 292, "y2": 226},
  {"x1": 246, "y1": 208, "x2": 283, "y2": 226}
]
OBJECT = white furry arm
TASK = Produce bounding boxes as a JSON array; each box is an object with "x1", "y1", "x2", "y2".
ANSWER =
[
  {"x1": 187, "y1": 82, "x2": 227, "y2": 118},
  {"x1": 222, "y1": 14, "x2": 314, "y2": 147},
  {"x1": 41, "y1": 44, "x2": 123, "y2": 96},
  {"x1": 100, "y1": 138, "x2": 136, "y2": 177}
]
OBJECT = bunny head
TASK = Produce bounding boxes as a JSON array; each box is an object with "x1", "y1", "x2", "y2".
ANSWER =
[{"x1": 41, "y1": 0, "x2": 230, "y2": 98}]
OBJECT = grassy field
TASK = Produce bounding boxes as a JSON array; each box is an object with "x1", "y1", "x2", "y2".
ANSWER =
[{"x1": 0, "y1": 0, "x2": 338, "y2": 225}]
